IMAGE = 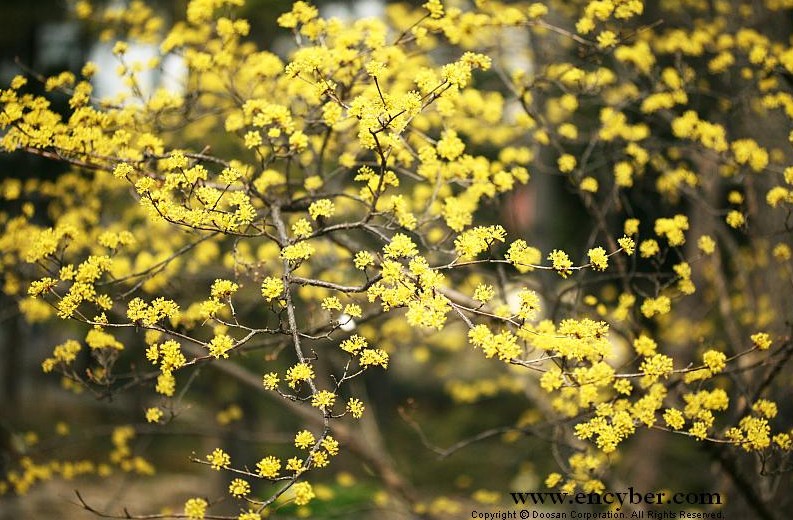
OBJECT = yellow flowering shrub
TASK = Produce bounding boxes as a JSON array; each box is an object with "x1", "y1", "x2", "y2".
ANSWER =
[{"x1": 2, "y1": 0, "x2": 793, "y2": 518}]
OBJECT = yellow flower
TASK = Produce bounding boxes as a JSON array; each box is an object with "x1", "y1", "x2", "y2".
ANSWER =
[
  {"x1": 725, "y1": 210, "x2": 745, "y2": 228},
  {"x1": 597, "y1": 30, "x2": 619, "y2": 49},
  {"x1": 156, "y1": 373, "x2": 176, "y2": 396},
  {"x1": 702, "y1": 350, "x2": 726, "y2": 373},
  {"x1": 262, "y1": 372, "x2": 279, "y2": 390},
  {"x1": 113, "y1": 163, "x2": 134, "y2": 179},
  {"x1": 321, "y1": 296, "x2": 342, "y2": 311},
  {"x1": 311, "y1": 451, "x2": 329, "y2": 468},
  {"x1": 206, "y1": 448, "x2": 230, "y2": 470},
  {"x1": 228, "y1": 478, "x2": 250, "y2": 497},
  {"x1": 286, "y1": 362, "x2": 315, "y2": 388},
  {"x1": 294, "y1": 429, "x2": 316, "y2": 449},
  {"x1": 663, "y1": 409, "x2": 685, "y2": 430},
  {"x1": 28, "y1": 277, "x2": 58, "y2": 297},
  {"x1": 286, "y1": 457, "x2": 304, "y2": 472},
  {"x1": 506, "y1": 240, "x2": 541, "y2": 273},
  {"x1": 359, "y1": 348, "x2": 389, "y2": 368},
  {"x1": 354, "y1": 251, "x2": 375, "y2": 270},
  {"x1": 308, "y1": 199, "x2": 335, "y2": 220},
  {"x1": 347, "y1": 398, "x2": 365, "y2": 418},
  {"x1": 697, "y1": 235, "x2": 716, "y2": 254},
  {"x1": 617, "y1": 236, "x2": 635, "y2": 255},
  {"x1": 454, "y1": 226, "x2": 506, "y2": 259},
  {"x1": 558, "y1": 154, "x2": 577, "y2": 173},
  {"x1": 365, "y1": 60, "x2": 386, "y2": 77},
  {"x1": 654, "y1": 215, "x2": 689, "y2": 246},
  {"x1": 261, "y1": 277, "x2": 284, "y2": 301},
  {"x1": 184, "y1": 498, "x2": 208, "y2": 520},
  {"x1": 576, "y1": 17, "x2": 595, "y2": 34},
  {"x1": 772, "y1": 243, "x2": 791, "y2": 261},
  {"x1": 437, "y1": 129, "x2": 465, "y2": 160},
  {"x1": 639, "y1": 239, "x2": 659, "y2": 257},
  {"x1": 736, "y1": 416, "x2": 770, "y2": 450},
  {"x1": 752, "y1": 399, "x2": 778, "y2": 419},
  {"x1": 640, "y1": 296, "x2": 671, "y2": 318},
  {"x1": 304, "y1": 175, "x2": 323, "y2": 191},
  {"x1": 384, "y1": 234, "x2": 418, "y2": 258},
  {"x1": 751, "y1": 332, "x2": 772, "y2": 350},
  {"x1": 473, "y1": 284, "x2": 495, "y2": 303},
  {"x1": 211, "y1": 279, "x2": 239, "y2": 299},
  {"x1": 208, "y1": 334, "x2": 234, "y2": 359},
  {"x1": 340, "y1": 335, "x2": 367, "y2": 354},
  {"x1": 580, "y1": 177, "x2": 598, "y2": 193},
  {"x1": 639, "y1": 354, "x2": 674, "y2": 381},
  {"x1": 548, "y1": 249, "x2": 573, "y2": 278},
  {"x1": 516, "y1": 289, "x2": 541, "y2": 320},
  {"x1": 292, "y1": 218, "x2": 312, "y2": 238},
  {"x1": 540, "y1": 368, "x2": 564, "y2": 392},
  {"x1": 587, "y1": 247, "x2": 608, "y2": 271},
  {"x1": 423, "y1": 0, "x2": 444, "y2": 19},
  {"x1": 145, "y1": 407, "x2": 163, "y2": 423},
  {"x1": 293, "y1": 481, "x2": 315, "y2": 506},
  {"x1": 343, "y1": 303, "x2": 362, "y2": 318},
  {"x1": 689, "y1": 421, "x2": 708, "y2": 440},
  {"x1": 633, "y1": 335, "x2": 657, "y2": 356},
  {"x1": 256, "y1": 456, "x2": 281, "y2": 478},
  {"x1": 243, "y1": 131, "x2": 262, "y2": 148},
  {"x1": 280, "y1": 242, "x2": 314, "y2": 262},
  {"x1": 311, "y1": 390, "x2": 336, "y2": 409},
  {"x1": 321, "y1": 436, "x2": 339, "y2": 456},
  {"x1": 624, "y1": 219, "x2": 640, "y2": 236}
]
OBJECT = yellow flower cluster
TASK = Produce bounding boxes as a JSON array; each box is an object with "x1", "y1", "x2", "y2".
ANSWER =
[
  {"x1": 127, "y1": 297, "x2": 181, "y2": 327},
  {"x1": 587, "y1": 247, "x2": 608, "y2": 271},
  {"x1": 256, "y1": 456, "x2": 281, "y2": 479},
  {"x1": 228, "y1": 478, "x2": 250, "y2": 497},
  {"x1": 280, "y1": 242, "x2": 314, "y2": 263},
  {"x1": 640, "y1": 296, "x2": 671, "y2": 318},
  {"x1": 260, "y1": 276, "x2": 284, "y2": 301},
  {"x1": 41, "y1": 340, "x2": 81, "y2": 373},
  {"x1": 208, "y1": 334, "x2": 234, "y2": 358},
  {"x1": 308, "y1": 199, "x2": 335, "y2": 220},
  {"x1": 286, "y1": 362, "x2": 314, "y2": 389},
  {"x1": 184, "y1": 498, "x2": 208, "y2": 520},
  {"x1": 293, "y1": 481, "x2": 315, "y2": 506},
  {"x1": 654, "y1": 215, "x2": 689, "y2": 246},
  {"x1": 548, "y1": 249, "x2": 573, "y2": 278},
  {"x1": 505, "y1": 240, "x2": 542, "y2": 273},
  {"x1": 454, "y1": 226, "x2": 506, "y2": 260},
  {"x1": 206, "y1": 448, "x2": 230, "y2": 470},
  {"x1": 468, "y1": 325, "x2": 522, "y2": 362}
]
